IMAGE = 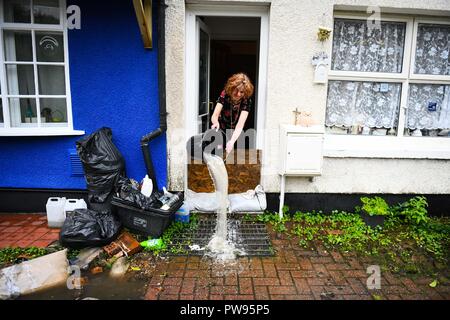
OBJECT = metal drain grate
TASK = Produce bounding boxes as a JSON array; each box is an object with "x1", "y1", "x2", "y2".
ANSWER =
[{"x1": 166, "y1": 214, "x2": 274, "y2": 256}]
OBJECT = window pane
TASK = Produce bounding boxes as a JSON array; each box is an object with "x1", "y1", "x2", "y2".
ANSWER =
[
  {"x1": 4, "y1": 0, "x2": 31, "y2": 23},
  {"x1": 405, "y1": 84, "x2": 450, "y2": 137},
  {"x1": 40, "y1": 98, "x2": 67, "y2": 126},
  {"x1": 414, "y1": 24, "x2": 450, "y2": 76},
  {"x1": 35, "y1": 32, "x2": 64, "y2": 62},
  {"x1": 326, "y1": 81, "x2": 402, "y2": 135},
  {"x1": 0, "y1": 99, "x2": 4, "y2": 124},
  {"x1": 38, "y1": 65, "x2": 66, "y2": 95},
  {"x1": 6, "y1": 65, "x2": 35, "y2": 95},
  {"x1": 33, "y1": 0, "x2": 60, "y2": 24},
  {"x1": 331, "y1": 19, "x2": 406, "y2": 73},
  {"x1": 9, "y1": 98, "x2": 37, "y2": 127},
  {"x1": 3, "y1": 30, "x2": 33, "y2": 61}
]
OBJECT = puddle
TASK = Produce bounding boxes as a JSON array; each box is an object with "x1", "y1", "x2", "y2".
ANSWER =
[
  {"x1": 17, "y1": 271, "x2": 149, "y2": 300},
  {"x1": 204, "y1": 256, "x2": 252, "y2": 277}
]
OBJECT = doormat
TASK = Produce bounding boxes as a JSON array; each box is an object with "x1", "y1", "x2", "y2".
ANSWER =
[{"x1": 165, "y1": 214, "x2": 274, "y2": 256}]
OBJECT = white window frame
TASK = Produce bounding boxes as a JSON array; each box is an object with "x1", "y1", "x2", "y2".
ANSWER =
[
  {"x1": 325, "y1": 13, "x2": 450, "y2": 160},
  {"x1": 0, "y1": 0, "x2": 84, "y2": 136}
]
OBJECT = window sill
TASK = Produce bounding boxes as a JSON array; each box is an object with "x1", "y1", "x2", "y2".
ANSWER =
[
  {"x1": 0, "y1": 128, "x2": 85, "y2": 137},
  {"x1": 323, "y1": 134, "x2": 450, "y2": 160}
]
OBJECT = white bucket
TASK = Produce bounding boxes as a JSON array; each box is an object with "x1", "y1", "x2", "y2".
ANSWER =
[{"x1": 46, "y1": 197, "x2": 66, "y2": 228}]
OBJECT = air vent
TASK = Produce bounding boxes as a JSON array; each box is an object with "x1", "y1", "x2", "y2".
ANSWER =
[{"x1": 69, "y1": 149, "x2": 84, "y2": 177}]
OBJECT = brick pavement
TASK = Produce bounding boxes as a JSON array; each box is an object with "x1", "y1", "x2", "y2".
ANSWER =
[
  {"x1": 0, "y1": 214, "x2": 59, "y2": 248},
  {"x1": 0, "y1": 213, "x2": 448, "y2": 300},
  {"x1": 143, "y1": 231, "x2": 450, "y2": 301}
]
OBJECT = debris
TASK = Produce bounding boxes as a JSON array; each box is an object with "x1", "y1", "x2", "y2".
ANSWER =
[
  {"x1": 429, "y1": 280, "x2": 438, "y2": 288},
  {"x1": 103, "y1": 232, "x2": 142, "y2": 256},
  {"x1": 90, "y1": 266, "x2": 103, "y2": 275},
  {"x1": 140, "y1": 239, "x2": 164, "y2": 251},
  {"x1": 326, "y1": 230, "x2": 343, "y2": 236},
  {"x1": 0, "y1": 250, "x2": 68, "y2": 300},
  {"x1": 71, "y1": 248, "x2": 103, "y2": 271},
  {"x1": 68, "y1": 276, "x2": 88, "y2": 288},
  {"x1": 109, "y1": 257, "x2": 130, "y2": 278},
  {"x1": 114, "y1": 251, "x2": 124, "y2": 258},
  {"x1": 320, "y1": 292, "x2": 335, "y2": 300},
  {"x1": 130, "y1": 266, "x2": 141, "y2": 271},
  {"x1": 189, "y1": 245, "x2": 205, "y2": 251}
]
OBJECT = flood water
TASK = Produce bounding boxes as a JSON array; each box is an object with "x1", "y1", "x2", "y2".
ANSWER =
[{"x1": 17, "y1": 271, "x2": 148, "y2": 300}]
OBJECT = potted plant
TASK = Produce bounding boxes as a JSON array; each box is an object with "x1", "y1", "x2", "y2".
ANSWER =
[{"x1": 357, "y1": 196, "x2": 390, "y2": 227}]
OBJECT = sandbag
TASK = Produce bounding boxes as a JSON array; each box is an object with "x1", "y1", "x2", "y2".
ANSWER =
[
  {"x1": 76, "y1": 127, "x2": 125, "y2": 204},
  {"x1": 185, "y1": 189, "x2": 220, "y2": 212},
  {"x1": 60, "y1": 209, "x2": 122, "y2": 249},
  {"x1": 228, "y1": 185, "x2": 267, "y2": 212}
]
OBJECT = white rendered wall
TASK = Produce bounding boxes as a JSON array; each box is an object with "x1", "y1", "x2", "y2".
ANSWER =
[{"x1": 164, "y1": 0, "x2": 450, "y2": 194}]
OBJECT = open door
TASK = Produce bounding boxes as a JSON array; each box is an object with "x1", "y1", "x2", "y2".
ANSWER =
[{"x1": 196, "y1": 18, "x2": 211, "y2": 134}]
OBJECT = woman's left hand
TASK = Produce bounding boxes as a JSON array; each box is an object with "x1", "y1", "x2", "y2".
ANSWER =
[{"x1": 226, "y1": 141, "x2": 234, "y2": 154}]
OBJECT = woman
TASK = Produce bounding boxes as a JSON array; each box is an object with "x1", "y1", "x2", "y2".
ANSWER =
[{"x1": 211, "y1": 73, "x2": 254, "y2": 155}]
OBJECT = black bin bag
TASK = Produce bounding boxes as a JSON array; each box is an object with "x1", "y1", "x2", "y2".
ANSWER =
[
  {"x1": 60, "y1": 209, "x2": 122, "y2": 249},
  {"x1": 76, "y1": 127, "x2": 126, "y2": 205}
]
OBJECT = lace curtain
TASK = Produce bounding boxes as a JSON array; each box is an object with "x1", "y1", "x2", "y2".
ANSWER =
[
  {"x1": 331, "y1": 19, "x2": 406, "y2": 73},
  {"x1": 326, "y1": 81, "x2": 401, "y2": 128},
  {"x1": 414, "y1": 24, "x2": 450, "y2": 75},
  {"x1": 406, "y1": 84, "x2": 450, "y2": 129}
]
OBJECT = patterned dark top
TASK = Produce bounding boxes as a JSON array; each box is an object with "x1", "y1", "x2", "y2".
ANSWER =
[{"x1": 216, "y1": 90, "x2": 252, "y2": 130}]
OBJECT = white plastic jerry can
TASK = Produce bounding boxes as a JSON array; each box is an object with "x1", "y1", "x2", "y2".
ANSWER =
[
  {"x1": 141, "y1": 175, "x2": 153, "y2": 197},
  {"x1": 46, "y1": 197, "x2": 67, "y2": 228},
  {"x1": 64, "y1": 198, "x2": 88, "y2": 220}
]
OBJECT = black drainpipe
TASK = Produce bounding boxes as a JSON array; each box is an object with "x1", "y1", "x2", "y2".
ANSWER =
[{"x1": 140, "y1": 0, "x2": 168, "y2": 190}]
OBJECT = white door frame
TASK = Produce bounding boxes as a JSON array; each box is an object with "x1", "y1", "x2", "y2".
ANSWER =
[
  {"x1": 196, "y1": 17, "x2": 211, "y2": 134},
  {"x1": 185, "y1": 4, "x2": 269, "y2": 190}
]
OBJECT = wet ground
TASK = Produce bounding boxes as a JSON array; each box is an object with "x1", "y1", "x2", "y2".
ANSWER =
[
  {"x1": 17, "y1": 269, "x2": 150, "y2": 300},
  {"x1": 2, "y1": 213, "x2": 449, "y2": 300}
]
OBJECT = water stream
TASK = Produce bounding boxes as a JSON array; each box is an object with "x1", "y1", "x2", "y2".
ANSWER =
[{"x1": 202, "y1": 152, "x2": 245, "y2": 261}]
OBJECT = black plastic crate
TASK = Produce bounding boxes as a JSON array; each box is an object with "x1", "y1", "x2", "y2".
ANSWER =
[{"x1": 111, "y1": 196, "x2": 183, "y2": 237}]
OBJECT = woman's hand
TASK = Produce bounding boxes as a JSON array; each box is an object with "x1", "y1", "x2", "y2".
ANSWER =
[
  {"x1": 211, "y1": 121, "x2": 220, "y2": 130},
  {"x1": 226, "y1": 141, "x2": 234, "y2": 154}
]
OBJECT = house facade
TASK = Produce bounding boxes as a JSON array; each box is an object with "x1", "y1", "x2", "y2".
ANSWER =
[
  {"x1": 0, "y1": 0, "x2": 166, "y2": 211},
  {"x1": 1, "y1": 0, "x2": 449, "y2": 213},
  {"x1": 163, "y1": 0, "x2": 450, "y2": 203}
]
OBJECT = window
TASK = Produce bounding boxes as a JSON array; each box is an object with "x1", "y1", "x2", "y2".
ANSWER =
[
  {"x1": 0, "y1": 0, "x2": 81, "y2": 135},
  {"x1": 326, "y1": 15, "x2": 450, "y2": 138}
]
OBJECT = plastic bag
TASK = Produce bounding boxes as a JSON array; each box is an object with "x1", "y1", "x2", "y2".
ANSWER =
[
  {"x1": 76, "y1": 127, "x2": 126, "y2": 204},
  {"x1": 114, "y1": 177, "x2": 163, "y2": 210},
  {"x1": 228, "y1": 185, "x2": 267, "y2": 212},
  {"x1": 60, "y1": 209, "x2": 122, "y2": 249}
]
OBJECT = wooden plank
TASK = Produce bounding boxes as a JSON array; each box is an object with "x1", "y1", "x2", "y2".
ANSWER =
[
  {"x1": 132, "y1": 0, "x2": 152, "y2": 49},
  {"x1": 188, "y1": 149, "x2": 262, "y2": 193}
]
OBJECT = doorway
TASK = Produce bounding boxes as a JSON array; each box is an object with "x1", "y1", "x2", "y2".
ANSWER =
[
  {"x1": 209, "y1": 39, "x2": 258, "y2": 133},
  {"x1": 184, "y1": 5, "x2": 269, "y2": 192},
  {"x1": 199, "y1": 16, "x2": 260, "y2": 138},
  {"x1": 185, "y1": 6, "x2": 269, "y2": 150}
]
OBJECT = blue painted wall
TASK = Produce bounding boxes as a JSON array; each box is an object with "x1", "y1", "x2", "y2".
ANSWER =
[{"x1": 0, "y1": 0, "x2": 166, "y2": 190}]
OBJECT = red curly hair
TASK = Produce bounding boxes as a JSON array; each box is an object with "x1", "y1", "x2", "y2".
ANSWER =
[{"x1": 224, "y1": 73, "x2": 254, "y2": 99}]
